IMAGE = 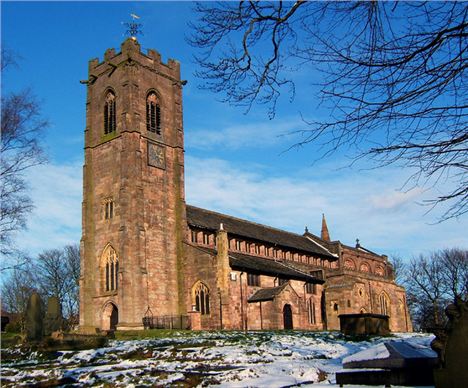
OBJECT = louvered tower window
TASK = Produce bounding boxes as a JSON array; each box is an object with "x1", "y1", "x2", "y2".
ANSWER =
[
  {"x1": 146, "y1": 92, "x2": 161, "y2": 134},
  {"x1": 104, "y1": 91, "x2": 116, "y2": 134}
]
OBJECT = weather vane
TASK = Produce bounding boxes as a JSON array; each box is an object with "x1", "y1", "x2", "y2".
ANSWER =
[{"x1": 123, "y1": 13, "x2": 143, "y2": 39}]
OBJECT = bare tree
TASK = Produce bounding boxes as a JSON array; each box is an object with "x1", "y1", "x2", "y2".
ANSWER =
[
  {"x1": 389, "y1": 255, "x2": 406, "y2": 284},
  {"x1": 63, "y1": 244, "x2": 80, "y2": 320},
  {"x1": 1, "y1": 244, "x2": 80, "y2": 329},
  {"x1": 1, "y1": 48, "x2": 48, "y2": 258},
  {"x1": 34, "y1": 247, "x2": 80, "y2": 319},
  {"x1": 405, "y1": 253, "x2": 448, "y2": 328},
  {"x1": 0, "y1": 261, "x2": 37, "y2": 330},
  {"x1": 439, "y1": 248, "x2": 468, "y2": 300},
  {"x1": 189, "y1": 2, "x2": 468, "y2": 221},
  {"x1": 404, "y1": 248, "x2": 468, "y2": 330}
]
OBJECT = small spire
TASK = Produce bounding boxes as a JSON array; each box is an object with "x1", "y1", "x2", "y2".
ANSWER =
[
  {"x1": 321, "y1": 213, "x2": 330, "y2": 242},
  {"x1": 305, "y1": 226, "x2": 309, "y2": 233},
  {"x1": 356, "y1": 238, "x2": 361, "y2": 248}
]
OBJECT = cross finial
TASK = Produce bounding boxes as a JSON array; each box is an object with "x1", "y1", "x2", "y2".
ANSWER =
[{"x1": 356, "y1": 238, "x2": 360, "y2": 248}]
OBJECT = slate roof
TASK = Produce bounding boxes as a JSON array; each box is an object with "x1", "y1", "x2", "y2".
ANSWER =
[
  {"x1": 229, "y1": 251, "x2": 324, "y2": 284},
  {"x1": 186, "y1": 244, "x2": 324, "y2": 284},
  {"x1": 248, "y1": 284, "x2": 288, "y2": 303},
  {"x1": 186, "y1": 205, "x2": 336, "y2": 259}
]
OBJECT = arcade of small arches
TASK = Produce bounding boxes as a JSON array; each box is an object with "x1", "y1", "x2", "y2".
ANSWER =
[{"x1": 343, "y1": 258, "x2": 385, "y2": 277}]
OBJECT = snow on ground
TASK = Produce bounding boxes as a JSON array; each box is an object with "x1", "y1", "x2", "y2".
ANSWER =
[{"x1": 0, "y1": 331, "x2": 434, "y2": 387}]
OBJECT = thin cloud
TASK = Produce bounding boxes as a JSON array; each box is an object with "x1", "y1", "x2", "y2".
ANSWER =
[
  {"x1": 17, "y1": 162, "x2": 83, "y2": 255},
  {"x1": 186, "y1": 119, "x2": 305, "y2": 150},
  {"x1": 185, "y1": 156, "x2": 467, "y2": 257}
]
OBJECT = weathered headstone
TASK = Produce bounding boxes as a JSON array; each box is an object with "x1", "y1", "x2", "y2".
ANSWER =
[
  {"x1": 339, "y1": 313, "x2": 390, "y2": 336},
  {"x1": 336, "y1": 337, "x2": 437, "y2": 386},
  {"x1": 431, "y1": 297, "x2": 468, "y2": 388},
  {"x1": 44, "y1": 296, "x2": 63, "y2": 336},
  {"x1": 25, "y1": 292, "x2": 44, "y2": 341}
]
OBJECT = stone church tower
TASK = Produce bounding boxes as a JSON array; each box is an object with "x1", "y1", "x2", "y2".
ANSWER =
[{"x1": 79, "y1": 38, "x2": 186, "y2": 331}]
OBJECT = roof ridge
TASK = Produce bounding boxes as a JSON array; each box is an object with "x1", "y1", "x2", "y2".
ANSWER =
[{"x1": 187, "y1": 204, "x2": 313, "y2": 241}]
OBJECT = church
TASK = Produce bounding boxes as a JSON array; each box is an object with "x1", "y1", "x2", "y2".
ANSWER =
[{"x1": 79, "y1": 38, "x2": 412, "y2": 333}]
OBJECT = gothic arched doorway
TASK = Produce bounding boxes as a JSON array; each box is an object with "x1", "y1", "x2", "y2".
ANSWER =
[
  {"x1": 283, "y1": 304, "x2": 293, "y2": 330},
  {"x1": 102, "y1": 302, "x2": 118, "y2": 331}
]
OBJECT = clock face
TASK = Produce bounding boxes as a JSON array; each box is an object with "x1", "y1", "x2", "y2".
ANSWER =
[{"x1": 148, "y1": 142, "x2": 165, "y2": 169}]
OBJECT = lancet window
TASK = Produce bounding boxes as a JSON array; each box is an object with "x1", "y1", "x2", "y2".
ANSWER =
[
  {"x1": 104, "y1": 91, "x2": 116, "y2": 134},
  {"x1": 146, "y1": 92, "x2": 161, "y2": 134}
]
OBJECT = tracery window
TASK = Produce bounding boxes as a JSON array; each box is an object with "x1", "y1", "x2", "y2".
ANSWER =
[
  {"x1": 380, "y1": 292, "x2": 390, "y2": 316},
  {"x1": 308, "y1": 299, "x2": 316, "y2": 324},
  {"x1": 305, "y1": 282, "x2": 316, "y2": 294},
  {"x1": 193, "y1": 282, "x2": 210, "y2": 315},
  {"x1": 103, "y1": 245, "x2": 119, "y2": 292},
  {"x1": 146, "y1": 92, "x2": 161, "y2": 134},
  {"x1": 104, "y1": 91, "x2": 116, "y2": 134}
]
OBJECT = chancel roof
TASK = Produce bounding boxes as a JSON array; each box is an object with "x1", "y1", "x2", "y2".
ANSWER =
[{"x1": 186, "y1": 205, "x2": 336, "y2": 259}]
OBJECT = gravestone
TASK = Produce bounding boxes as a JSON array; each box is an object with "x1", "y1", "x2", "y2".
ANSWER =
[
  {"x1": 339, "y1": 313, "x2": 390, "y2": 336},
  {"x1": 431, "y1": 297, "x2": 468, "y2": 388},
  {"x1": 336, "y1": 337, "x2": 437, "y2": 386},
  {"x1": 44, "y1": 296, "x2": 63, "y2": 336},
  {"x1": 25, "y1": 292, "x2": 44, "y2": 341}
]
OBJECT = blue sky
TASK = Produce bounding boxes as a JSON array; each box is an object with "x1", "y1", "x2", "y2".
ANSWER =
[{"x1": 2, "y1": 1, "x2": 467, "y2": 259}]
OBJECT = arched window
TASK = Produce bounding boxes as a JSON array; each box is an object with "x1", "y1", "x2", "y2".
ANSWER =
[
  {"x1": 344, "y1": 259, "x2": 356, "y2": 271},
  {"x1": 308, "y1": 298, "x2": 316, "y2": 324},
  {"x1": 360, "y1": 262, "x2": 370, "y2": 272},
  {"x1": 379, "y1": 292, "x2": 390, "y2": 316},
  {"x1": 193, "y1": 282, "x2": 210, "y2": 315},
  {"x1": 104, "y1": 91, "x2": 116, "y2": 134},
  {"x1": 103, "y1": 245, "x2": 119, "y2": 292},
  {"x1": 146, "y1": 92, "x2": 161, "y2": 134}
]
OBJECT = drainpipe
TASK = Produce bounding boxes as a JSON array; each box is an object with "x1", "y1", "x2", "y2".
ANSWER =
[
  {"x1": 219, "y1": 291, "x2": 223, "y2": 330},
  {"x1": 260, "y1": 301, "x2": 263, "y2": 330},
  {"x1": 240, "y1": 272, "x2": 245, "y2": 330},
  {"x1": 368, "y1": 281, "x2": 373, "y2": 313}
]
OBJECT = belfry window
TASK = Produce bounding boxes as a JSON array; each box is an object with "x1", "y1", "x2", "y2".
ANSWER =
[
  {"x1": 103, "y1": 245, "x2": 119, "y2": 292},
  {"x1": 194, "y1": 282, "x2": 210, "y2": 315},
  {"x1": 146, "y1": 92, "x2": 161, "y2": 134},
  {"x1": 104, "y1": 91, "x2": 116, "y2": 134}
]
